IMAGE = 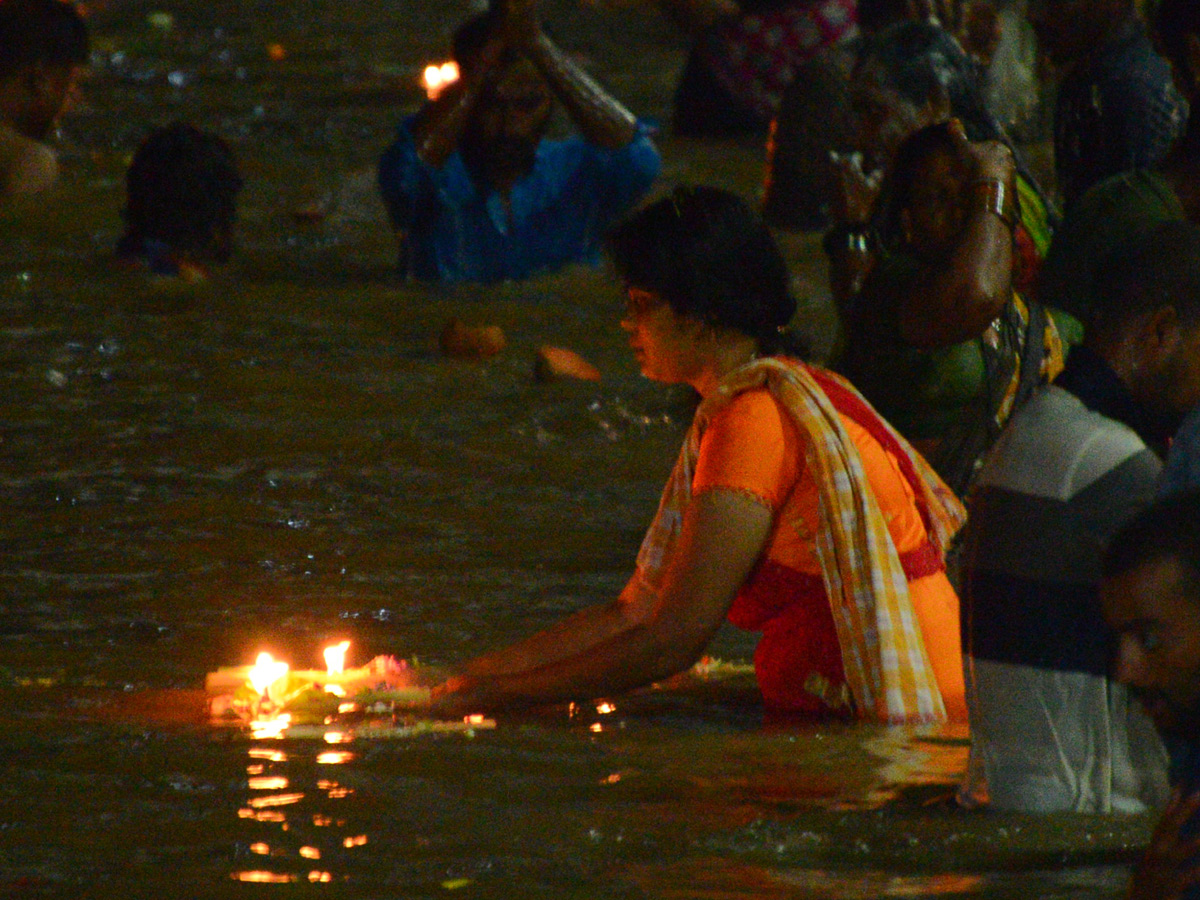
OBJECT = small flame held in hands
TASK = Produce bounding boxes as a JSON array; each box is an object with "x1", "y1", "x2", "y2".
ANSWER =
[{"x1": 422, "y1": 61, "x2": 460, "y2": 99}]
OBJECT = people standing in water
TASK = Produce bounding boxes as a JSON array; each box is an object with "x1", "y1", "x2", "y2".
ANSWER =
[
  {"x1": 377, "y1": 0, "x2": 660, "y2": 284},
  {"x1": 1102, "y1": 492, "x2": 1200, "y2": 900},
  {"x1": 959, "y1": 223, "x2": 1200, "y2": 814},
  {"x1": 1029, "y1": 0, "x2": 1186, "y2": 210},
  {"x1": 826, "y1": 20, "x2": 1054, "y2": 303},
  {"x1": 653, "y1": 0, "x2": 858, "y2": 138},
  {"x1": 0, "y1": 0, "x2": 88, "y2": 198},
  {"x1": 833, "y1": 120, "x2": 1068, "y2": 498},
  {"x1": 1037, "y1": 0, "x2": 1200, "y2": 327},
  {"x1": 428, "y1": 186, "x2": 967, "y2": 724},
  {"x1": 115, "y1": 122, "x2": 243, "y2": 281}
]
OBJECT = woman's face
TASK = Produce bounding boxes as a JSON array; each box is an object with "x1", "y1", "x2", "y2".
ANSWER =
[
  {"x1": 620, "y1": 287, "x2": 706, "y2": 385},
  {"x1": 901, "y1": 144, "x2": 972, "y2": 261}
]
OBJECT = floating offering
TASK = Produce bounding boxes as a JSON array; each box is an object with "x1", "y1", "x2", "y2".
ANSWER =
[
  {"x1": 533, "y1": 346, "x2": 602, "y2": 382},
  {"x1": 206, "y1": 643, "x2": 493, "y2": 740},
  {"x1": 439, "y1": 318, "x2": 506, "y2": 360}
]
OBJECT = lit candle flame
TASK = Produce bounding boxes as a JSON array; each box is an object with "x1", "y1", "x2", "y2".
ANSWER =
[
  {"x1": 323, "y1": 641, "x2": 350, "y2": 676},
  {"x1": 249, "y1": 652, "x2": 289, "y2": 697},
  {"x1": 421, "y1": 60, "x2": 460, "y2": 99}
]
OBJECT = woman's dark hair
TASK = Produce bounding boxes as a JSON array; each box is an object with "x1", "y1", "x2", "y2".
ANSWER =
[
  {"x1": 606, "y1": 185, "x2": 807, "y2": 357},
  {"x1": 118, "y1": 122, "x2": 242, "y2": 260}
]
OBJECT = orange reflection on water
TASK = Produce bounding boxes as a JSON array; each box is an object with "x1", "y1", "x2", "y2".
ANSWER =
[
  {"x1": 248, "y1": 748, "x2": 287, "y2": 762},
  {"x1": 313, "y1": 815, "x2": 334, "y2": 827},
  {"x1": 248, "y1": 792, "x2": 305, "y2": 809},
  {"x1": 250, "y1": 713, "x2": 292, "y2": 740},
  {"x1": 323, "y1": 731, "x2": 353, "y2": 744},
  {"x1": 308, "y1": 871, "x2": 333, "y2": 883},
  {"x1": 246, "y1": 764, "x2": 264, "y2": 775},
  {"x1": 317, "y1": 751, "x2": 355, "y2": 765},
  {"x1": 343, "y1": 834, "x2": 368, "y2": 848},
  {"x1": 299, "y1": 846, "x2": 321, "y2": 859},
  {"x1": 232, "y1": 871, "x2": 295, "y2": 883},
  {"x1": 249, "y1": 842, "x2": 270, "y2": 855},
  {"x1": 248, "y1": 776, "x2": 289, "y2": 790},
  {"x1": 238, "y1": 807, "x2": 287, "y2": 823}
]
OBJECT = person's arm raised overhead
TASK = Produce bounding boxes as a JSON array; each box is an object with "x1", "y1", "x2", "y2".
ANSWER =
[
  {"x1": 504, "y1": 0, "x2": 638, "y2": 149},
  {"x1": 898, "y1": 121, "x2": 1015, "y2": 349}
]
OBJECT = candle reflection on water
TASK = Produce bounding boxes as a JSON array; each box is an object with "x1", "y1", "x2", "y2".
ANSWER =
[{"x1": 231, "y1": 735, "x2": 374, "y2": 885}]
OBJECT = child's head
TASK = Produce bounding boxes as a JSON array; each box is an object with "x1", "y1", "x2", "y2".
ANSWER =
[{"x1": 119, "y1": 122, "x2": 243, "y2": 262}]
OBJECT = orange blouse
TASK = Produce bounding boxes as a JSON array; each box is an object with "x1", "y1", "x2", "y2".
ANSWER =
[{"x1": 693, "y1": 388, "x2": 966, "y2": 720}]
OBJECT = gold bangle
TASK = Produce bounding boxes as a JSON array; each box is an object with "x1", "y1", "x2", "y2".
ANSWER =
[{"x1": 973, "y1": 178, "x2": 1017, "y2": 232}]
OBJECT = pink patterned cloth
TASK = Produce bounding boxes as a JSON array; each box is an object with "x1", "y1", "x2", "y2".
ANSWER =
[{"x1": 697, "y1": 0, "x2": 858, "y2": 121}]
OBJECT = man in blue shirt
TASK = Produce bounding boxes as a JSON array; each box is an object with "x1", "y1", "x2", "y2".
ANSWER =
[
  {"x1": 378, "y1": 0, "x2": 660, "y2": 284},
  {"x1": 1102, "y1": 492, "x2": 1200, "y2": 899}
]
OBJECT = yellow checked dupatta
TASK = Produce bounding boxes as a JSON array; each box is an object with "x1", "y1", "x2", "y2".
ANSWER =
[{"x1": 632, "y1": 357, "x2": 966, "y2": 723}]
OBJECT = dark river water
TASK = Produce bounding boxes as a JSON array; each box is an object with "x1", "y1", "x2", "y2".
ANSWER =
[{"x1": 0, "y1": 0, "x2": 1151, "y2": 896}]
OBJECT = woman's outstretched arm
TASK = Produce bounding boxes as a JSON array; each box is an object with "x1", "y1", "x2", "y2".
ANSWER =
[{"x1": 430, "y1": 489, "x2": 773, "y2": 713}]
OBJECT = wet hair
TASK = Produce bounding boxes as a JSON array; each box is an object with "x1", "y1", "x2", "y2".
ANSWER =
[
  {"x1": 606, "y1": 185, "x2": 807, "y2": 357},
  {"x1": 1155, "y1": 0, "x2": 1200, "y2": 90},
  {"x1": 118, "y1": 122, "x2": 243, "y2": 259},
  {"x1": 1102, "y1": 489, "x2": 1200, "y2": 604},
  {"x1": 1088, "y1": 221, "x2": 1200, "y2": 344},
  {"x1": 0, "y1": 0, "x2": 88, "y2": 79}
]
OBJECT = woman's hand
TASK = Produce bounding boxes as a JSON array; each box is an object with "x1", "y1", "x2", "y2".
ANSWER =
[
  {"x1": 949, "y1": 118, "x2": 1015, "y2": 188},
  {"x1": 830, "y1": 150, "x2": 883, "y2": 228},
  {"x1": 428, "y1": 674, "x2": 486, "y2": 718}
]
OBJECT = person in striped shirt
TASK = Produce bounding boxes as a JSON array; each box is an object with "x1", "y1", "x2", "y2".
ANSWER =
[{"x1": 960, "y1": 222, "x2": 1200, "y2": 812}]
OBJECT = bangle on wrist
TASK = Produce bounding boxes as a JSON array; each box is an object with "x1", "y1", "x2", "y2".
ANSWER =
[
  {"x1": 840, "y1": 222, "x2": 872, "y2": 253},
  {"x1": 846, "y1": 229, "x2": 870, "y2": 253},
  {"x1": 973, "y1": 177, "x2": 1017, "y2": 232},
  {"x1": 823, "y1": 223, "x2": 874, "y2": 259}
]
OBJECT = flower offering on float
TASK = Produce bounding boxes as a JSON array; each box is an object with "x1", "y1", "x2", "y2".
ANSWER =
[{"x1": 206, "y1": 642, "x2": 493, "y2": 739}]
